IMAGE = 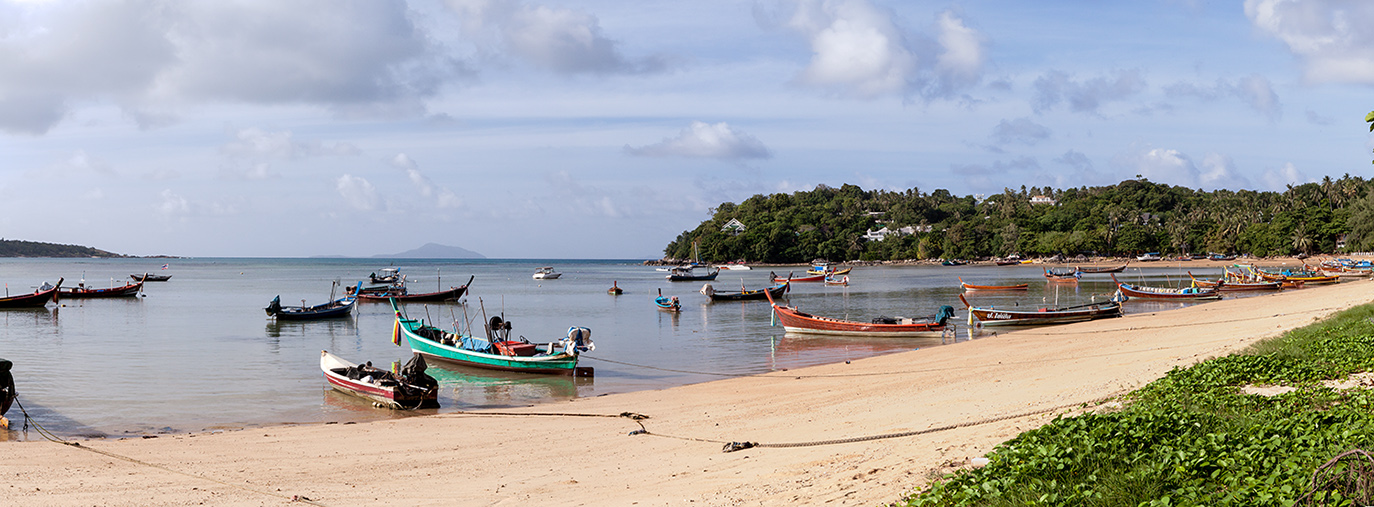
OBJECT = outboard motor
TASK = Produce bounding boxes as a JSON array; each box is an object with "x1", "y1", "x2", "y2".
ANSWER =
[
  {"x1": 700, "y1": 284, "x2": 714, "y2": 296},
  {"x1": 1, "y1": 358, "x2": 14, "y2": 417},
  {"x1": 564, "y1": 327, "x2": 594, "y2": 355},
  {"x1": 934, "y1": 305, "x2": 956, "y2": 326}
]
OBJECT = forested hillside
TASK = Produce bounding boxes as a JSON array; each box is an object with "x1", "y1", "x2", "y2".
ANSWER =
[
  {"x1": 663, "y1": 176, "x2": 1374, "y2": 263},
  {"x1": 0, "y1": 239, "x2": 123, "y2": 258}
]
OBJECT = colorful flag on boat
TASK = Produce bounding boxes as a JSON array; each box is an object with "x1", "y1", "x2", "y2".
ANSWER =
[
  {"x1": 161, "y1": 264, "x2": 169, "y2": 270},
  {"x1": 392, "y1": 320, "x2": 402, "y2": 346}
]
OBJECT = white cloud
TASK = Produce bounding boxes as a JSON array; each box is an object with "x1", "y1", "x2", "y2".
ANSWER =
[
  {"x1": 1198, "y1": 153, "x2": 1253, "y2": 190},
  {"x1": 1165, "y1": 74, "x2": 1281, "y2": 120},
  {"x1": 391, "y1": 153, "x2": 463, "y2": 209},
  {"x1": 0, "y1": 0, "x2": 463, "y2": 134},
  {"x1": 156, "y1": 189, "x2": 191, "y2": 220},
  {"x1": 1116, "y1": 147, "x2": 1200, "y2": 187},
  {"x1": 220, "y1": 128, "x2": 360, "y2": 161},
  {"x1": 446, "y1": 0, "x2": 663, "y2": 75},
  {"x1": 775, "y1": 2, "x2": 984, "y2": 100},
  {"x1": 625, "y1": 121, "x2": 772, "y2": 160},
  {"x1": 336, "y1": 174, "x2": 383, "y2": 211},
  {"x1": 1033, "y1": 69, "x2": 1146, "y2": 115},
  {"x1": 1246, "y1": 0, "x2": 1374, "y2": 84},
  {"x1": 1261, "y1": 162, "x2": 1312, "y2": 190},
  {"x1": 990, "y1": 118, "x2": 1051, "y2": 146}
]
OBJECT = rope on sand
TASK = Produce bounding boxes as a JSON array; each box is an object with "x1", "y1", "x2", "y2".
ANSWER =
[
  {"x1": 632, "y1": 391, "x2": 1130, "y2": 453},
  {"x1": 12, "y1": 397, "x2": 328, "y2": 506}
]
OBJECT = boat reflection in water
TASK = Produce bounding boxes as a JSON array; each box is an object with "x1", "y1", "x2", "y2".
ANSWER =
[
  {"x1": 265, "y1": 317, "x2": 359, "y2": 340},
  {"x1": 426, "y1": 363, "x2": 590, "y2": 408}
]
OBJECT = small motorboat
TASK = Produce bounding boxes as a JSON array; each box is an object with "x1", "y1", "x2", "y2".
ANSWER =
[
  {"x1": 701, "y1": 281, "x2": 788, "y2": 301},
  {"x1": 958, "y1": 277, "x2": 1028, "y2": 291},
  {"x1": 666, "y1": 265, "x2": 718, "y2": 281},
  {"x1": 654, "y1": 289, "x2": 681, "y2": 312},
  {"x1": 391, "y1": 299, "x2": 594, "y2": 375},
  {"x1": 320, "y1": 350, "x2": 439, "y2": 409},
  {"x1": 267, "y1": 282, "x2": 358, "y2": 320},
  {"x1": 824, "y1": 275, "x2": 849, "y2": 286},
  {"x1": 369, "y1": 267, "x2": 400, "y2": 284},
  {"x1": 533, "y1": 267, "x2": 562, "y2": 280}
]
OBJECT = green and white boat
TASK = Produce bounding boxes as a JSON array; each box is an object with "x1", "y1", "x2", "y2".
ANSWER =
[{"x1": 389, "y1": 298, "x2": 594, "y2": 376}]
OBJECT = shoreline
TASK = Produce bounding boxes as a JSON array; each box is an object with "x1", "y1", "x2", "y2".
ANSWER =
[{"x1": 6, "y1": 279, "x2": 1372, "y2": 505}]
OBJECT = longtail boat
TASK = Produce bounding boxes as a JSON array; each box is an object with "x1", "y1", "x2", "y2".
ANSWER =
[
  {"x1": 958, "y1": 277, "x2": 1028, "y2": 291},
  {"x1": 701, "y1": 281, "x2": 788, "y2": 301},
  {"x1": 267, "y1": 296, "x2": 355, "y2": 320},
  {"x1": 1110, "y1": 274, "x2": 1221, "y2": 300},
  {"x1": 805, "y1": 263, "x2": 851, "y2": 276},
  {"x1": 1187, "y1": 272, "x2": 1281, "y2": 292},
  {"x1": 1075, "y1": 263, "x2": 1128, "y2": 274},
  {"x1": 320, "y1": 350, "x2": 438, "y2": 409},
  {"x1": 1044, "y1": 267, "x2": 1080, "y2": 283},
  {"x1": 765, "y1": 290, "x2": 954, "y2": 338},
  {"x1": 824, "y1": 275, "x2": 849, "y2": 286},
  {"x1": 60, "y1": 278, "x2": 144, "y2": 298},
  {"x1": 351, "y1": 275, "x2": 472, "y2": 302},
  {"x1": 0, "y1": 278, "x2": 62, "y2": 308},
  {"x1": 390, "y1": 298, "x2": 593, "y2": 375},
  {"x1": 959, "y1": 293, "x2": 1123, "y2": 326},
  {"x1": 608, "y1": 281, "x2": 623, "y2": 295},
  {"x1": 771, "y1": 271, "x2": 824, "y2": 283},
  {"x1": 654, "y1": 289, "x2": 681, "y2": 311},
  {"x1": 131, "y1": 273, "x2": 171, "y2": 282}
]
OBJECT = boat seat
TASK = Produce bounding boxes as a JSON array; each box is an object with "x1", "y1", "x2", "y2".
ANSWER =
[{"x1": 494, "y1": 341, "x2": 539, "y2": 357}]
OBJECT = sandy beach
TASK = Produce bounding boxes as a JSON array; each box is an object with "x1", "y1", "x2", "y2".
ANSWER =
[{"x1": 3, "y1": 277, "x2": 1371, "y2": 506}]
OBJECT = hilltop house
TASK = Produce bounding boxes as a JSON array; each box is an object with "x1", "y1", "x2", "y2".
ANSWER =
[
  {"x1": 721, "y1": 218, "x2": 746, "y2": 235},
  {"x1": 1030, "y1": 195, "x2": 1056, "y2": 205},
  {"x1": 863, "y1": 225, "x2": 926, "y2": 242}
]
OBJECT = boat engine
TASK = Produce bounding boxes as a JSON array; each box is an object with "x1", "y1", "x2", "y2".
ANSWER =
[
  {"x1": 0, "y1": 358, "x2": 14, "y2": 418},
  {"x1": 700, "y1": 284, "x2": 714, "y2": 296}
]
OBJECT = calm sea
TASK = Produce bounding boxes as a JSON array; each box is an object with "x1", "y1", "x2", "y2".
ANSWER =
[{"x1": 0, "y1": 258, "x2": 1237, "y2": 440}]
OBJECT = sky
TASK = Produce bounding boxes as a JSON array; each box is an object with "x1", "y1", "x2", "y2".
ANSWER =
[{"x1": 2, "y1": 0, "x2": 1373, "y2": 259}]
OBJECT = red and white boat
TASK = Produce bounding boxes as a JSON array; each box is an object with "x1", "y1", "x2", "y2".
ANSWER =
[
  {"x1": 320, "y1": 350, "x2": 439, "y2": 410},
  {"x1": 959, "y1": 277, "x2": 1028, "y2": 291},
  {"x1": 771, "y1": 271, "x2": 824, "y2": 283},
  {"x1": 0, "y1": 278, "x2": 62, "y2": 308},
  {"x1": 764, "y1": 291, "x2": 954, "y2": 338}
]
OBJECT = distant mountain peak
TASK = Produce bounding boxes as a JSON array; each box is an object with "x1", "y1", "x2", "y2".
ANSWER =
[{"x1": 374, "y1": 243, "x2": 485, "y2": 259}]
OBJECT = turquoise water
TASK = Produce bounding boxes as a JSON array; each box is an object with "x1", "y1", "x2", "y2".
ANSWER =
[{"x1": 0, "y1": 258, "x2": 1237, "y2": 440}]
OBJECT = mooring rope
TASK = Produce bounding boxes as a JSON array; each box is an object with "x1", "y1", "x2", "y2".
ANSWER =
[{"x1": 12, "y1": 397, "x2": 327, "y2": 506}]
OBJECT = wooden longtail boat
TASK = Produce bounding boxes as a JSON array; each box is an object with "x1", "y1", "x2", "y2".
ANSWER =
[
  {"x1": 958, "y1": 277, "x2": 1028, "y2": 291},
  {"x1": 1075, "y1": 263, "x2": 1128, "y2": 274},
  {"x1": 267, "y1": 296, "x2": 356, "y2": 320},
  {"x1": 824, "y1": 275, "x2": 849, "y2": 286},
  {"x1": 654, "y1": 289, "x2": 681, "y2": 311},
  {"x1": 1044, "y1": 267, "x2": 1080, "y2": 283},
  {"x1": 608, "y1": 281, "x2": 623, "y2": 295},
  {"x1": 959, "y1": 293, "x2": 1123, "y2": 326},
  {"x1": 320, "y1": 350, "x2": 438, "y2": 409},
  {"x1": 700, "y1": 281, "x2": 788, "y2": 301},
  {"x1": 61, "y1": 279, "x2": 144, "y2": 298},
  {"x1": 1110, "y1": 274, "x2": 1222, "y2": 300},
  {"x1": 131, "y1": 273, "x2": 171, "y2": 282},
  {"x1": 994, "y1": 259, "x2": 1022, "y2": 266},
  {"x1": 805, "y1": 264, "x2": 851, "y2": 276},
  {"x1": 765, "y1": 290, "x2": 954, "y2": 338},
  {"x1": 771, "y1": 271, "x2": 824, "y2": 283},
  {"x1": 1187, "y1": 272, "x2": 1281, "y2": 291},
  {"x1": 0, "y1": 278, "x2": 62, "y2": 308},
  {"x1": 390, "y1": 298, "x2": 593, "y2": 375},
  {"x1": 352, "y1": 275, "x2": 472, "y2": 302}
]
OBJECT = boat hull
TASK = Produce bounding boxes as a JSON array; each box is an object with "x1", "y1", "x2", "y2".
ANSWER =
[
  {"x1": 131, "y1": 273, "x2": 171, "y2": 282},
  {"x1": 268, "y1": 298, "x2": 356, "y2": 320},
  {"x1": 706, "y1": 283, "x2": 787, "y2": 301},
  {"x1": 767, "y1": 292, "x2": 949, "y2": 338},
  {"x1": 393, "y1": 304, "x2": 581, "y2": 375},
  {"x1": 320, "y1": 350, "x2": 437, "y2": 409},
  {"x1": 61, "y1": 282, "x2": 143, "y2": 298},
  {"x1": 0, "y1": 279, "x2": 61, "y2": 308}
]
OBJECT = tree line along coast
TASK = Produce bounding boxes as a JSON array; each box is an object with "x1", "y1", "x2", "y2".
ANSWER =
[{"x1": 663, "y1": 176, "x2": 1374, "y2": 265}]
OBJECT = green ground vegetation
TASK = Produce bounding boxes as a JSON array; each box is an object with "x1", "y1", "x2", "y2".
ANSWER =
[
  {"x1": 664, "y1": 176, "x2": 1374, "y2": 263},
  {"x1": 901, "y1": 303, "x2": 1374, "y2": 506},
  {"x1": 0, "y1": 239, "x2": 122, "y2": 257}
]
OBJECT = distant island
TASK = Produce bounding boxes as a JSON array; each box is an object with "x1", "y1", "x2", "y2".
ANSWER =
[
  {"x1": 0, "y1": 239, "x2": 124, "y2": 258},
  {"x1": 373, "y1": 243, "x2": 485, "y2": 259}
]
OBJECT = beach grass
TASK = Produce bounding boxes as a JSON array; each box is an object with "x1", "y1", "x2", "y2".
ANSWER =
[{"x1": 902, "y1": 303, "x2": 1374, "y2": 507}]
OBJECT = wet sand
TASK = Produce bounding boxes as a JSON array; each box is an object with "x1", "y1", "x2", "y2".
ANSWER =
[{"x1": 3, "y1": 277, "x2": 1371, "y2": 506}]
